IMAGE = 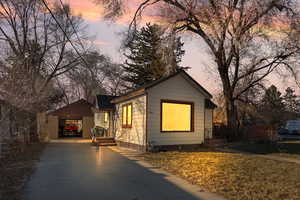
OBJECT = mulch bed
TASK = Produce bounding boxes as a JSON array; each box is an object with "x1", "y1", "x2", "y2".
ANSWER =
[{"x1": 0, "y1": 142, "x2": 46, "y2": 200}]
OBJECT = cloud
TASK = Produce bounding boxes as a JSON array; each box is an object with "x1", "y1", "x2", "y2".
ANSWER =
[
  {"x1": 57, "y1": 0, "x2": 104, "y2": 21},
  {"x1": 66, "y1": 0, "x2": 292, "y2": 37},
  {"x1": 66, "y1": 0, "x2": 161, "y2": 24}
]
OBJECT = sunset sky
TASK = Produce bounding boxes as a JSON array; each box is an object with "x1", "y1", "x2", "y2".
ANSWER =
[{"x1": 64, "y1": 0, "x2": 298, "y2": 96}]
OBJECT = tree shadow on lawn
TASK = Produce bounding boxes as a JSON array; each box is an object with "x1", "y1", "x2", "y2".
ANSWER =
[{"x1": 230, "y1": 140, "x2": 300, "y2": 155}]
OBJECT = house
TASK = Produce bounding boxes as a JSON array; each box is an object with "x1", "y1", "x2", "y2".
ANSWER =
[
  {"x1": 0, "y1": 100, "x2": 13, "y2": 142},
  {"x1": 94, "y1": 70, "x2": 216, "y2": 151},
  {"x1": 0, "y1": 99, "x2": 36, "y2": 154},
  {"x1": 37, "y1": 99, "x2": 94, "y2": 140}
]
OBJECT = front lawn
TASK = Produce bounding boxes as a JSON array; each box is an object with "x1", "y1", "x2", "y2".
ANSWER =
[
  {"x1": 230, "y1": 140, "x2": 300, "y2": 160},
  {"x1": 143, "y1": 149, "x2": 300, "y2": 200}
]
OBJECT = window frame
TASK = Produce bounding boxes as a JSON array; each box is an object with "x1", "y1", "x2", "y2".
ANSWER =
[
  {"x1": 122, "y1": 103, "x2": 133, "y2": 128},
  {"x1": 160, "y1": 99, "x2": 194, "y2": 133}
]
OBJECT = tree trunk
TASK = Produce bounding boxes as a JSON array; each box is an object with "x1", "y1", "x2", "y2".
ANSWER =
[
  {"x1": 219, "y1": 66, "x2": 239, "y2": 140},
  {"x1": 224, "y1": 96, "x2": 238, "y2": 140}
]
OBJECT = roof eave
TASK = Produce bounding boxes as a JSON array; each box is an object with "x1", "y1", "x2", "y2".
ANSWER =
[{"x1": 110, "y1": 89, "x2": 146, "y2": 104}]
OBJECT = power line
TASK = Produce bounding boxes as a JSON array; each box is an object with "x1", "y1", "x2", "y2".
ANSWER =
[
  {"x1": 40, "y1": 0, "x2": 89, "y2": 67},
  {"x1": 58, "y1": 0, "x2": 85, "y2": 51}
]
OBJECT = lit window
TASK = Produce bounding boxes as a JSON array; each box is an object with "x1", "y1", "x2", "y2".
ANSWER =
[
  {"x1": 122, "y1": 106, "x2": 127, "y2": 125},
  {"x1": 161, "y1": 100, "x2": 194, "y2": 132},
  {"x1": 104, "y1": 112, "x2": 109, "y2": 123},
  {"x1": 122, "y1": 103, "x2": 132, "y2": 128}
]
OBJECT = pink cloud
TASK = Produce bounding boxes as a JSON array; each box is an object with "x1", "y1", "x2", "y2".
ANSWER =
[
  {"x1": 54, "y1": 0, "x2": 103, "y2": 21},
  {"x1": 65, "y1": 0, "x2": 161, "y2": 24},
  {"x1": 114, "y1": 0, "x2": 163, "y2": 25}
]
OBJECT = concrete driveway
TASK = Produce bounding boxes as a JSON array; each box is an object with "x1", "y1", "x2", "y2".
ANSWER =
[{"x1": 23, "y1": 143, "x2": 222, "y2": 200}]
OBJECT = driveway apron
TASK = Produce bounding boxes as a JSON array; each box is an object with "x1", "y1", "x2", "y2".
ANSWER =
[{"x1": 23, "y1": 143, "x2": 205, "y2": 200}]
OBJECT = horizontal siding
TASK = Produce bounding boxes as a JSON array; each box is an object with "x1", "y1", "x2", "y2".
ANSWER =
[
  {"x1": 82, "y1": 117, "x2": 94, "y2": 138},
  {"x1": 147, "y1": 74, "x2": 206, "y2": 145},
  {"x1": 94, "y1": 112, "x2": 109, "y2": 129},
  {"x1": 114, "y1": 95, "x2": 146, "y2": 146}
]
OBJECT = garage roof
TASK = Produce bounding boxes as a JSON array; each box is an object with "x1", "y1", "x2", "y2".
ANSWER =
[{"x1": 49, "y1": 99, "x2": 93, "y2": 118}]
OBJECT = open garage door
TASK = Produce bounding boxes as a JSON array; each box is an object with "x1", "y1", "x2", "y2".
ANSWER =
[{"x1": 59, "y1": 119, "x2": 83, "y2": 138}]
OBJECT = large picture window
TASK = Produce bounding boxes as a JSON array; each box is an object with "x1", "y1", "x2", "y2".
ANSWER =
[
  {"x1": 122, "y1": 103, "x2": 132, "y2": 128},
  {"x1": 161, "y1": 100, "x2": 194, "y2": 132}
]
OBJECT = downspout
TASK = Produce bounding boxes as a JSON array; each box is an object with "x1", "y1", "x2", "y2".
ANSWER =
[
  {"x1": 203, "y1": 99, "x2": 206, "y2": 143},
  {"x1": 145, "y1": 91, "x2": 149, "y2": 152}
]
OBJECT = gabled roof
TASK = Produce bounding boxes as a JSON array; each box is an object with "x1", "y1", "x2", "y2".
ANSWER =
[
  {"x1": 50, "y1": 99, "x2": 93, "y2": 117},
  {"x1": 205, "y1": 99, "x2": 218, "y2": 109},
  {"x1": 96, "y1": 95, "x2": 118, "y2": 110},
  {"x1": 111, "y1": 70, "x2": 213, "y2": 103}
]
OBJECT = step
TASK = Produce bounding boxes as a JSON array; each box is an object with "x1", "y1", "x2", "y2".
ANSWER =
[
  {"x1": 98, "y1": 143, "x2": 117, "y2": 146},
  {"x1": 96, "y1": 139, "x2": 115, "y2": 143},
  {"x1": 95, "y1": 137, "x2": 114, "y2": 140}
]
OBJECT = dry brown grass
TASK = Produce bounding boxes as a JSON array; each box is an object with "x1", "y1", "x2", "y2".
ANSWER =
[
  {"x1": 0, "y1": 142, "x2": 46, "y2": 200},
  {"x1": 143, "y1": 149, "x2": 300, "y2": 200}
]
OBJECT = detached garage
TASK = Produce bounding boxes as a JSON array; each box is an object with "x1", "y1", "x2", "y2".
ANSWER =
[{"x1": 40, "y1": 99, "x2": 94, "y2": 140}]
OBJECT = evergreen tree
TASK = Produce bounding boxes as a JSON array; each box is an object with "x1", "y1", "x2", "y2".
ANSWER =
[
  {"x1": 283, "y1": 87, "x2": 300, "y2": 114},
  {"x1": 258, "y1": 85, "x2": 285, "y2": 125},
  {"x1": 122, "y1": 23, "x2": 185, "y2": 88}
]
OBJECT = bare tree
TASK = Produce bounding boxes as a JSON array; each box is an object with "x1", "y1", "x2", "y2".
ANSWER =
[
  {"x1": 104, "y1": 63, "x2": 127, "y2": 95},
  {"x1": 0, "y1": 0, "x2": 85, "y2": 144},
  {"x1": 96, "y1": 0, "x2": 300, "y2": 134},
  {"x1": 58, "y1": 50, "x2": 128, "y2": 103},
  {"x1": 0, "y1": 0, "x2": 85, "y2": 111},
  {"x1": 61, "y1": 51, "x2": 109, "y2": 103}
]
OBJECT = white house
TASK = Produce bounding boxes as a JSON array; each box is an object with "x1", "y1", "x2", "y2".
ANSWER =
[{"x1": 94, "y1": 70, "x2": 216, "y2": 151}]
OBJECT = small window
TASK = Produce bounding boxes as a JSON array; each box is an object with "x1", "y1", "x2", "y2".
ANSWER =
[
  {"x1": 161, "y1": 100, "x2": 194, "y2": 132},
  {"x1": 122, "y1": 103, "x2": 132, "y2": 128},
  {"x1": 104, "y1": 112, "x2": 109, "y2": 123}
]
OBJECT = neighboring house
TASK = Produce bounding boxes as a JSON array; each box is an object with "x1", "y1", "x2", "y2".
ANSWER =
[
  {"x1": 93, "y1": 95, "x2": 118, "y2": 136},
  {"x1": 285, "y1": 118, "x2": 300, "y2": 134},
  {"x1": 94, "y1": 70, "x2": 217, "y2": 151},
  {"x1": 0, "y1": 100, "x2": 12, "y2": 153},
  {"x1": 0, "y1": 100, "x2": 12, "y2": 140},
  {"x1": 0, "y1": 99, "x2": 35, "y2": 153}
]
